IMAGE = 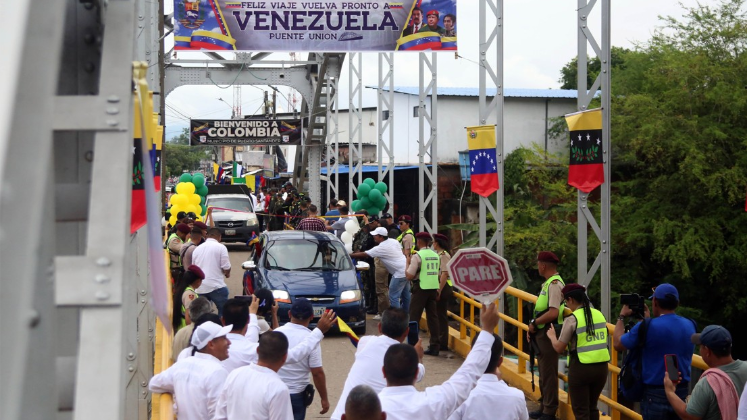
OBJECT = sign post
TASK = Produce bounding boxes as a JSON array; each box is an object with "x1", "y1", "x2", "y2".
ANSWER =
[{"x1": 447, "y1": 247, "x2": 513, "y2": 305}]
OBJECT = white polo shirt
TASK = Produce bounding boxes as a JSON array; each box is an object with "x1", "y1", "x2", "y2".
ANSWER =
[
  {"x1": 378, "y1": 331, "x2": 495, "y2": 420},
  {"x1": 193, "y1": 238, "x2": 231, "y2": 294},
  {"x1": 447, "y1": 374, "x2": 529, "y2": 420},
  {"x1": 330, "y1": 334, "x2": 426, "y2": 420},
  {"x1": 365, "y1": 238, "x2": 407, "y2": 278},
  {"x1": 275, "y1": 323, "x2": 323, "y2": 394},
  {"x1": 214, "y1": 363, "x2": 293, "y2": 420},
  {"x1": 149, "y1": 352, "x2": 228, "y2": 420}
]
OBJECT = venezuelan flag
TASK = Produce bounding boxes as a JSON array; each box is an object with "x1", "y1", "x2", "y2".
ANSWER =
[
  {"x1": 337, "y1": 318, "x2": 360, "y2": 347},
  {"x1": 396, "y1": 32, "x2": 443, "y2": 51},
  {"x1": 466, "y1": 125, "x2": 499, "y2": 197}
]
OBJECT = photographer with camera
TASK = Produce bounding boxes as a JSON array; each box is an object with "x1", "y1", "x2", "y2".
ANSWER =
[
  {"x1": 612, "y1": 283, "x2": 696, "y2": 420},
  {"x1": 527, "y1": 251, "x2": 566, "y2": 420}
]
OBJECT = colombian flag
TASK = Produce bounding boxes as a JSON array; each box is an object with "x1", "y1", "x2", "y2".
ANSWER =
[
  {"x1": 565, "y1": 109, "x2": 604, "y2": 193},
  {"x1": 466, "y1": 126, "x2": 499, "y2": 197},
  {"x1": 337, "y1": 318, "x2": 360, "y2": 347}
]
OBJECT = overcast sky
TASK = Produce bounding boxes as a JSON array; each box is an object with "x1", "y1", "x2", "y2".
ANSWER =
[{"x1": 164, "y1": 0, "x2": 703, "y2": 140}]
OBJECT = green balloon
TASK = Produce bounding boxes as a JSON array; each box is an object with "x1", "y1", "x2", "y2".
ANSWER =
[
  {"x1": 197, "y1": 185, "x2": 209, "y2": 196},
  {"x1": 351, "y1": 200, "x2": 362, "y2": 212},
  {"x1": 200, "y1": 204, "x2": 207, "y2": 215},
  {"x1": 360, "y1": 196, "x2": 372, "y2": 209},
  {"x1": 374, "y1": 182, "x2": 388, "y2": 194},
  {"x1": 200, "y1": 195, "x2": 206, "y2": 205},
  {"x1": 374, "y1": 194, "x2": 387, "y2": 208},
  {"x1": 363, "y1": 178, "x2": 376, "y2": 187},
  {"x1": 357, "y1": 183, "x2": 372, "y2": 198},
  {"x1": 192, "y1": 173, "x2": 205, "y2": 188},
  {"x1": 368, "y1": 188, "x2": 383, "y2": 202},
  {"x1": 179, "y1": 173, "x2": 193, "y2": 183},
  {"x1": 367, "y1": 206, "x2": 381, "y2": 216}
]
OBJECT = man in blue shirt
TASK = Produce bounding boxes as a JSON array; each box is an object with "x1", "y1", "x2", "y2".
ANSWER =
[{"x1": 613, "y1": 283, "x2": 696, "y2": 420}]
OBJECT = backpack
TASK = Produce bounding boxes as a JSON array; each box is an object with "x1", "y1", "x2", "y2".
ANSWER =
[{"x1": 618, "y1": 318, "x2": 651, "y2": 402}]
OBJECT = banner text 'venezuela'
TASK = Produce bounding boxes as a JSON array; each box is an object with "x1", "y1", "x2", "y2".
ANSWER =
[{"x1": 232, "y1": 10, "x2": 400, "y2": 32}]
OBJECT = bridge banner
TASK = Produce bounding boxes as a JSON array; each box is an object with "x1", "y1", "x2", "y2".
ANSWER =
[
  {"x1": 173, "y1": 0, "x2": 458, "y2": 52},
  {"x1": 565, "y1": 108, "x2": 604, "y2": 193},
  {"x1": 190, "y1": 118, "x2": 304, "y2": 146}
]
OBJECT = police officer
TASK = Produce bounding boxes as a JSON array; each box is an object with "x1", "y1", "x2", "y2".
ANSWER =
[
  {"x1": 397, "y1": 215, "x2": 415, "y2": 268},
  {"x1": 547, "y1": 284, "x2": 609, "y2": 420},
  {"x1": 405, "y1": 232, "x2": 441, "y2": 356},
  {"x1": 527, "y1": 251, "x2": 566, "y2": 420}
]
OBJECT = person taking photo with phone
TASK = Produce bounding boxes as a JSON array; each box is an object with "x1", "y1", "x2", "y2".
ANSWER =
[
  {"x1": 665, "y1": 325, "x2": 747, "y2": 420},
  {"x1": 547, "y1": 284, "x2": 609, "y2": 420}
]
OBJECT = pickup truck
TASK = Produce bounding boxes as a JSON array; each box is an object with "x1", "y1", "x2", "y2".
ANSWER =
[{"x1": 205, "y1": 186, "x2": 260, "y2": 243}]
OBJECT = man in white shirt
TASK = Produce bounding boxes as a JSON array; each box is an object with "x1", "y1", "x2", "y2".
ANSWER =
[
  {"x1": 378, "y1": 303, "x2": 500, "y2": 420},
  {"x1": 448, "y1": 333, "x2": 529, "y2": 420},
  {"x1": 343, "y1": 385, "x2": 387, "y2": 420},
  {"x1": 192, "y1": 228, "x2": 231, "y2": 315},
  {"x1": 222, "y1": 297, "x2": 339, "y2": 373},
  {"x1": 330, "y1": 308, "x2": 425, "y2": 420},
  {"x1": 149, "y1": 321, "x2": 232, "y2": 420},
  {"x1": 214, "y1": 331, "x2": 294, "y2": 420},
  {"x1": 275, "y1": 298, "x2": 330, "y2": 420},
  {"x1": 350, "y1": 227, "x2": 410, "y2": 314}
]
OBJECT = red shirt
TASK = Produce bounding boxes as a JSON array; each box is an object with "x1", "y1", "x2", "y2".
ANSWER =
[{"x1": 296, "y1": 217, "x2": 327, "y2": 232}]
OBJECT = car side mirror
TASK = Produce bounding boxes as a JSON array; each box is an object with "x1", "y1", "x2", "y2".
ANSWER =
[
  {"x1": 242, "y1": 261, "x2": 257, "y2": 270},
  {"x1": 356, "y1": 261, "x2": 370, "y2": 271}
]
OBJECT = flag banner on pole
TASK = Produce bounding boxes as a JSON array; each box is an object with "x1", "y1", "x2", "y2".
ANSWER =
[
  {"x1": 565, "y1": 108, "x2": 604, "y2": 193},
  {"x1": 466, "y1": 125, "x2": 499, "y2": 197},
  {"x1": 337, "y1": 317, "x2": 360, "y2": 347},
  {"x1": 130, "y1": 99, "x2": 163, "y2": 234}
]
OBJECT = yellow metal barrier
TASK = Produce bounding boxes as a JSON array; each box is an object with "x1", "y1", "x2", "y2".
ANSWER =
[
  {"x1": 436, "y1": 286, "x2": 708, "y2": 420},
  {"x1": 152, "y1": 250, "x2": 175, "y2": 420}
]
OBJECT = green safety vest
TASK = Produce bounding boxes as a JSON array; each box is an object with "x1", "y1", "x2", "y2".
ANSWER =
[
  {"x1": 417, "y1": 248, "x2": 440, "y2": 290},
  {"x1": 572, "y1": 307, "x2": 611, "y2": 364},
  {"x1": 397, "y1": 229, "x2": 416, "y2": 254},
  {"x1": 534, "y1": 274, "x2": 566, "y2": 327},
  {"x1": 439, "y1": 250, "x2": 453, "y2": 287},
  {"x1": 179, "y1": 287, "x2": 198, "y2": 330}
]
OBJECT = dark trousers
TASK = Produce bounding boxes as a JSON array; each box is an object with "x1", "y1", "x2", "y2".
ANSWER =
[
  {"x1": 409, "y1": 282, "x2": 440, "y2": 351},
  {"x1": 201, "y1": 286, "x2": 229, "y2": 316},
  {"x1": 641, "y1": 385, "x2": 688, "y2": 420},
  {"x1": 535, "y1": 325, "x2": 560, "y2": 416},
  {"x1": 289, "y1": 392, "x2": 306, "y2": 420},
  {"x1": 568, "y1": 357, "x2": 608, "y2": 420},
  {"x1": 374, "y1": 258, "x2": 390, "y2": 313},
  {"x1": 436, "y1": 283, "x2": 453, "y2": 349}
]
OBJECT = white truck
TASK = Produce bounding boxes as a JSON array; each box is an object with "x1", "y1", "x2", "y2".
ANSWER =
[{"x1": 205, "y1": 191, "x2": 260, "y2": 243}]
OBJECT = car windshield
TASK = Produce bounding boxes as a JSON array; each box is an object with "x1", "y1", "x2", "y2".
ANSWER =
[
  {"x1": 263, "y1": 239, "x2": 352, "y2": 271},
  {"x1": 207, "y1": 197, "x2": 253, "y2": 212}
]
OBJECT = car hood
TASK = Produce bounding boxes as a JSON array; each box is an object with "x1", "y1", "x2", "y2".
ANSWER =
[
  {"x1": 211, "y1": 212, "x2": 254, "y2": 222},
  {"x1": 259, "y1": 268, "x2": 358, "y2": 296}
]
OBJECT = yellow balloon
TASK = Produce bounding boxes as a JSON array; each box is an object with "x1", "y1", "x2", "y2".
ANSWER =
[
  {"x1": 172, "y1": 194, "x2": 187, "y2": 207},
  {"x1": 189, "y1": 194, "x2": 201, "y2": 206},
  {"x1": 169, "y1": 215, "x2": 177, "y2": 226},
  {"x1": 189, "y1": 204, "x2": 201, "y2": 215},
  {"x1": 182, "y1": 183, "x2": 196, "y2": 195},
  {"x1": 175, "y1": 182, "x2": 188, "y2": 195},
  {"x1": 169, "y1": 206, "x2": 183, "y2": 216},
  {"x1": 169, "y1": 194, "x2": 178, "y2": 206}
]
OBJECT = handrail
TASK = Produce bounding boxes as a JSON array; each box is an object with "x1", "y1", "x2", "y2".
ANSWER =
[
  {"x1": 152, "y1": 250, "x2": 175, "y2": 420},
  {"x1": 447, "y1": 286, "x2": 708, "y2": 420}
]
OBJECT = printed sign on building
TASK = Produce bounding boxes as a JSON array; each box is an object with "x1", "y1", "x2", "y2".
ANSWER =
[
  {"x1": 174, "y1": 0, "x2": 457, "y2": 52},
  {"x1": 190, "y1": 118, "x2": 304, "y2": 146}
]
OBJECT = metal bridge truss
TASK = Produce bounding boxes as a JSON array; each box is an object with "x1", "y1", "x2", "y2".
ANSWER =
[
  {"x1": 377, "y1": 53, "x2": 395, "y2": 212},
  {"x1": 418, "y1": 53, "x2": 438, "y2": 233},
  {"x1": 348, "y1": 53, "x2": 364, "y2": 201}
]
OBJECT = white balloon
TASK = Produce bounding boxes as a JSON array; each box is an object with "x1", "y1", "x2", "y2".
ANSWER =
[
  {"x1": 341, "y1": 231, "x2": 354, "y2": 244},
  {"x1": 345, "y1": 219, "x2": 360, "y2": 234},
  {"x1": 345, "y1": 242, "x2": 354, "y2": 254}
]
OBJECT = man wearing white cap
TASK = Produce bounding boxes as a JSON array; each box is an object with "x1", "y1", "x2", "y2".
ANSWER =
[
  {"x1": 350, "y1": 227, "x2": 409, "y2": 313},
  {"x1": 149, "y1": 321, "x2": 232, "y2": 420}
]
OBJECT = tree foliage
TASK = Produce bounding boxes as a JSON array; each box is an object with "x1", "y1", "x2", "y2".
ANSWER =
[{"x1": 163, "y1": 128, "x2": 211, "y2": 178}]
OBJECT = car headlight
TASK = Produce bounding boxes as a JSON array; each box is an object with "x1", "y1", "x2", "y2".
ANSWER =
[
  {"x1": 246, "y1": 218, "x2": 258, "y2": 226},
  {"x1": 340, "y1": 290, "x2": 361, "y2": 304},
  {"x1": 272, "y1": 290, "x2": 291, "y2": 303}
]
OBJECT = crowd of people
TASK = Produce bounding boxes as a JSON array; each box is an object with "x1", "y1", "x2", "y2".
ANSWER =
[{"x1": 158, "y1": 186, "x2": 746, "y2": 420}]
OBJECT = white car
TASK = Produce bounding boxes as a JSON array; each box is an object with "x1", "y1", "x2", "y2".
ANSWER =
[{"x1": 205, "y1": 194, "x2": 260, "y2": 243}]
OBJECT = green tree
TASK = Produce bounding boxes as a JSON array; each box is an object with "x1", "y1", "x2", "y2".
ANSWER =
[
  {"x1": 558, "y1": 47, "x2": 633, "y2": 90},
  {"x1": 163, "y1": 128, "x2": 211, "y2": 178}
]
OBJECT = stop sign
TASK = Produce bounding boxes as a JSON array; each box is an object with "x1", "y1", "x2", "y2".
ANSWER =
[{"x1": 447, "y1": 247, "x2": 513, "y2": 304}]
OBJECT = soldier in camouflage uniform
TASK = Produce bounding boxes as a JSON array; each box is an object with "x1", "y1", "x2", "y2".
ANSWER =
[{"x1": 353, "y1": 213, "x2": 380, "y2": 315}]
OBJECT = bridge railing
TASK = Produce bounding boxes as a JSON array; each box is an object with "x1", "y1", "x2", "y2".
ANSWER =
[
  {"x1": 152, "y1": 251, "x2": 174, "y2": 420},
  {"x1": 444, "y1": 286, "x2": 708, "y2": 420}
]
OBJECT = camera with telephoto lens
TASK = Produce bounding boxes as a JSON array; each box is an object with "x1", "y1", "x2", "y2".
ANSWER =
[{"x1": 619, "y1": 293, "x2": 646, "y2": 320}]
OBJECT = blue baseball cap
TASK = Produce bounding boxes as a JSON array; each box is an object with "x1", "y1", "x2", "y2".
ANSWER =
[
  {"x1": 290, "y1": 298, "x2": 314, "y2": 320},
  {"x1": 691, "y1": 325, "x2": 732, "y2": 352},
  {"x1": 648, "y1": 283, "x2": 679, "y2": 301}
]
